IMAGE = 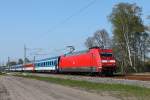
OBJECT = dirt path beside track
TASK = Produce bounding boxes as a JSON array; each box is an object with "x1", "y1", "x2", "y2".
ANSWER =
[{"x1": 0, "y1": 76, "x2": 120, "y2": 100}]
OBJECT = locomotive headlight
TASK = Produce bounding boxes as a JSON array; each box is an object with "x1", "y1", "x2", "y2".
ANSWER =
[
  {"x1": 102, "y1": 60, "x2": 107, "y2": 63},
  {"x1": 110, "y1": 60, "x2": 116, "y2": 63}
]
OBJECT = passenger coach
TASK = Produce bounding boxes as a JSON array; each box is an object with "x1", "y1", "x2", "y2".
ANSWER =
[{"x1": 34, "y1": 56, "x2": 59, "y2": 72}]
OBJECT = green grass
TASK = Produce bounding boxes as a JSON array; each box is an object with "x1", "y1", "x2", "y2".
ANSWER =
[
  {"x1": 14, "y1": 74, "x2": 150, "y2": 100},
  {"x1": 0, "y1": 72, "x2": 5, "y2": 75}
]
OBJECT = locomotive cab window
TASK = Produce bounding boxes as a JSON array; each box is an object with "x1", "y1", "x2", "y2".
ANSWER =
[{"x1": 100, "y1": 53, "x2": 112, "y2": 57}]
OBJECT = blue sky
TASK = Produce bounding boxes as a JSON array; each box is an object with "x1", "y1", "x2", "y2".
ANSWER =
[{"x1": 0, "y1": 0, "x2": 150, "y2": 63}]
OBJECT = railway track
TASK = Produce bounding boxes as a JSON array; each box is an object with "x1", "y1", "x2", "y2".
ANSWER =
[
  {"x1": 16, "y1": 72, "x2": 150, "y2": 88},
  {"x1": 32, "y1": 72, "x2": 150, "y2": 81},
  {"x1": 113, "y1": 74, "x2": 150, "y2": 81},
  {"x1": 11, "y1": 72, "x2": 150, "y2": 81}
]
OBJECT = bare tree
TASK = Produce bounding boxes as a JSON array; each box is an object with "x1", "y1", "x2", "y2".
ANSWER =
[
  {"x1": 85, "y1": 37, "x2": 96, "y2": 48},
  {"x1": 85, "y1": 29, "x2": 111, "y2": 49},
  {"x1": 94, "y1": 29, "x2": 111, "y2": 49}
]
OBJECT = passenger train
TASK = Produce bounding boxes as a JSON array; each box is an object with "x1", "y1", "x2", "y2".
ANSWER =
[{"x1": 9, "y1": 47, "x2": 116, "y2": 75}]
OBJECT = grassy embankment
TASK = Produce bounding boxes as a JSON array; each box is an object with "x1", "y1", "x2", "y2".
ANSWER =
[
  {"x1": 15, "y1": 74, "x2": 150, "y2": 100},
  {"x1": 0, "y1": 72, "x2": 5, "y2": 76}
]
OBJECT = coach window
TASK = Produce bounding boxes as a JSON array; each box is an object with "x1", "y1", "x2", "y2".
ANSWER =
[
  {"x1": 47, "y1": 62, "x2": 49, "y2": 66},
  {"x1": 45, "y1": 62, "x2": 47, "y2": 66},
  {"x1": 53, "y1": 61, "x2": 54, "y2": 65},
  {"x1": 54, "y1": 60, "x2": 57, "y2": 65},
  {"x1": 46, "y1": 62, "x2": 48, "y2": 66}
]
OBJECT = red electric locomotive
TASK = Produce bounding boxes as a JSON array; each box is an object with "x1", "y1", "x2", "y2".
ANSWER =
[{"x1": 59, "y1": 47, "x2": 116, "y2": 75}]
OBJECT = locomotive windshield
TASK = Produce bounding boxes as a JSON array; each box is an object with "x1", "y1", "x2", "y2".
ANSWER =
[{"x1": 100, "y1": 53, "x2": 112, "y2": 57}]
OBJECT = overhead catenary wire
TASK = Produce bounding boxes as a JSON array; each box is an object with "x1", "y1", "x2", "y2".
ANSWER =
[
  {"x1": 41, "y1": 0, "x2": 97, "y2": 36},
  {"x1": 25, "y1": 0, "x2": 98, "y2": 59}
]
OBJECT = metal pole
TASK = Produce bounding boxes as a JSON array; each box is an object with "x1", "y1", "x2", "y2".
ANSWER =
[
  {"x1": 34, "y1": 56, "x2": 35, "y2": 63},
  {"x1": 8, "y1": 57, "x2": 10, "y2": 72},
  {"x1": 24, "y1": 45, "x2": 26, "y2": 64}
]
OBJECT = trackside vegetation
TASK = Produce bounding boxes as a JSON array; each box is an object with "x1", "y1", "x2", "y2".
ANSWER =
[
  {"x1": 14, "y1": 74, "x2": 150, "y2": 100},
  {"x1": 0, "y1": 72, "x2": 5, "y2": 75}
]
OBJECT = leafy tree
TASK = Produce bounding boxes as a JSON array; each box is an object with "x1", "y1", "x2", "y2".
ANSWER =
[{"x1": 109, "y1": 3, "x2": 149, "y2": 73}]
